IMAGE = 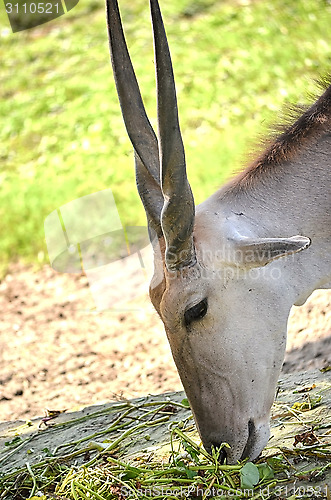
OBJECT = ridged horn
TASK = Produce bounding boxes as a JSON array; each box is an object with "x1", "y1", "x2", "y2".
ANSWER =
[
  {"x1": 150, "y1": 0, "x2": 196, "y2": 270},
  {"x1": 106, "y1": 0, "x2": 163, "y2": 238}
]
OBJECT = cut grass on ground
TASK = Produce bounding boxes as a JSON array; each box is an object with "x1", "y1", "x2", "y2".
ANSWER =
[{"x1": 1, "y1": 380, "x2": 330, "y2": 499}]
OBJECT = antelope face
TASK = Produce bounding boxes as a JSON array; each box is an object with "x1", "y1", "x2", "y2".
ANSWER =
[
  {"x1": 106, "y1": 0, "x2": 311, "y2": 463},
  {"x1": 149, "y1": 212, "x2": 309, "y2": 463}
]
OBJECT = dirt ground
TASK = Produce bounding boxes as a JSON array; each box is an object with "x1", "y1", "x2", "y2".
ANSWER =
[{"x1": 0, "y1": 262, "x2": 330, "y2": 423}]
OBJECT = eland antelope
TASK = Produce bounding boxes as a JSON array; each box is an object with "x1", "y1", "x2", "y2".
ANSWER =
[{"x1": 106, "y1": 0, "x2": 331, "y2": 463}]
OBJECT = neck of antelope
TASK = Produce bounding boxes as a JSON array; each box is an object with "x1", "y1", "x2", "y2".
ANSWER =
[{"x1": 202, "y1": 139, "x2": 331, "y2": 305}]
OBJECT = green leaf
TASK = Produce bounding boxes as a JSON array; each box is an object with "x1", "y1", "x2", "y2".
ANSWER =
[
  {"x1": 309, "y1": 394, "x2": 322, "y2": 408},
  {"x1": 257, "y1": 463, "x2": 274, "y2": 481},
  {"x1": 119, "y1": 466, "x2": 141, "y2": 481},
  {"x1": 267, "y1": 455, "x2": 288, "y2": 472},
  {"x1": 181, "y1": 398, "x2": 190, "y2": 408},
  {"x1": 182, "y1": 440, "x2": 200, "y2": 462},
  {"x1": 42, "y1": 447, "x2": 53, "y2": 457},
  {"x1": 4, "y1": 436, "x2": 22, "y2": 448},
  {"x1": 240, "y1": 462, "x2": 260, "y2": 489},
  {"x1": 173, "y1": 465, "x2": 197, "y2": 479},
  {"x1": 185, "y1": 469, "x2": 198, "y2": 479},
  {"x1": 175, "y1": 460, "x2": 185, "y2": 468}
]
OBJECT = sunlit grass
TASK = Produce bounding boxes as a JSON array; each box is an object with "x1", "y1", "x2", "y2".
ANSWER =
[{"x1": 0, "y1": 0, "x2": 330, "y2": 272}]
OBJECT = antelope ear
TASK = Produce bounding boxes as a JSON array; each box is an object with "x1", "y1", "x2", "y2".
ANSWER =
[{"x1": 232, "y1": 235, "x2": 311, "y2": 268}]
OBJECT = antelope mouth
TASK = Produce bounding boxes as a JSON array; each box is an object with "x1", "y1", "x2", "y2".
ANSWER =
[{"x1": 207, "y1": 418, "x2": 270, "y2": 464}]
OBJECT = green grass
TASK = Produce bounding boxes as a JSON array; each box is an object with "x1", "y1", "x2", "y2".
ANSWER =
[
  {"x1": 1, "y1": 0, "x2": 330, "y2": 273},
  {"x1": 1, "y1": 394, "x2": 330, "y2": 499}
]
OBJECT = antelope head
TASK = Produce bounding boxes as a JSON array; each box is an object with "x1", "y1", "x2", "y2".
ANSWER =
[{"x1": 106, "y1": 0, "x2": 319, "y2": 463}]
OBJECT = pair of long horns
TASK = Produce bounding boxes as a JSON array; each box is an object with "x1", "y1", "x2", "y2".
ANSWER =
[{"x1": 106, "y1": 0, "x2": 196, "y2": 271}]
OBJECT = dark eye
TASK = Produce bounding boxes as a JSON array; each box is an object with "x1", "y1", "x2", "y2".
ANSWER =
[{"x1": 184, "y1": 298, "x2": 208, "y2": 327}]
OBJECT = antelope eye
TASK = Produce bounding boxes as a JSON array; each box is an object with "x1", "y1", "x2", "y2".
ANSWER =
[{"x1": 184, "y1": 298, "x2": 208, "y2": 326}]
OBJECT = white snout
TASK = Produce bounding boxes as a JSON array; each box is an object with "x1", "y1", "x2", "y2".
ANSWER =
[
  {"x1": 201, "y1": 417, "x2": 270, "y2": 464},
  {"x1": 243, "y1": 419, "x2": 270, "y2": 461}
]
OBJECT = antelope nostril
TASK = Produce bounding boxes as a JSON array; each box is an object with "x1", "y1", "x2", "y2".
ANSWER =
[
  {"x1": 248, "y1": 419, "x2": 255, "y2": 436},
  {"x1": 241, "y1": 419, "x2": 256, "y2": 460}
]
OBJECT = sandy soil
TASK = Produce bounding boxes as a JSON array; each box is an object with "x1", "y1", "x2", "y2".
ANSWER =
[{"x1": 0, "y1": 262, "x2": 330, "y2": 422}]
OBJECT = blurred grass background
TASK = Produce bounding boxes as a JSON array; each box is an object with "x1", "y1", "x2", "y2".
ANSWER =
[{"x1": 0, "y1": 0, "x2": 330, "y2": 275}]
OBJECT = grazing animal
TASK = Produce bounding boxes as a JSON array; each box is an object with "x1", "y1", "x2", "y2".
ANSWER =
[{"x1": 106, "y1": 0, "x2": 331, "y2": 463}]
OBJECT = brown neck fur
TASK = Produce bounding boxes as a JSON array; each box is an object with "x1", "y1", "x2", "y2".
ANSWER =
[{"x1": 225, "y1": 78, "x2": 331, "y2": 195}]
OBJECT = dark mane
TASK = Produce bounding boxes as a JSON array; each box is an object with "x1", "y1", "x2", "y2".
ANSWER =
[{"x1": 228, "y1": 76, "x2": 331, "y2": 192}]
